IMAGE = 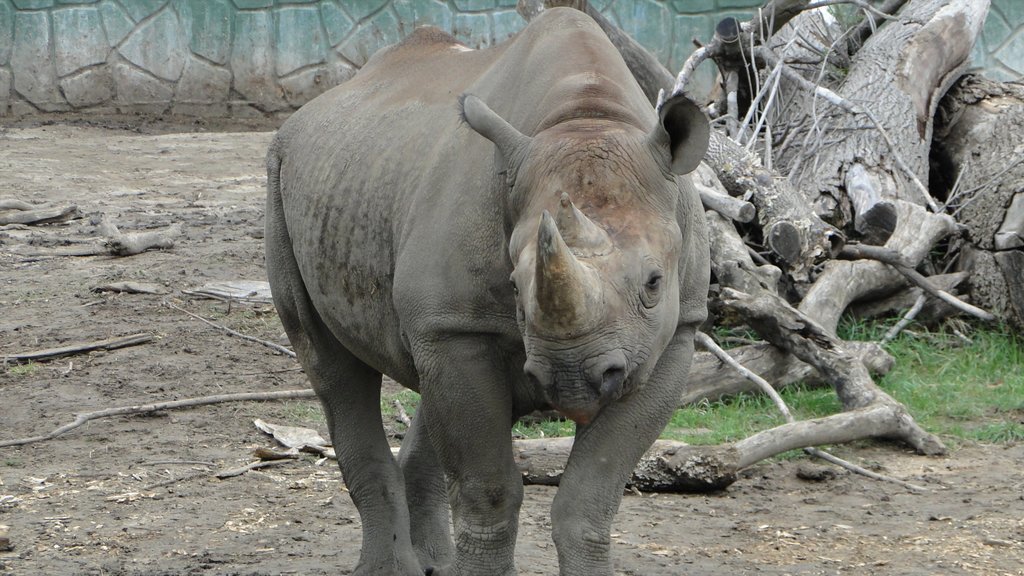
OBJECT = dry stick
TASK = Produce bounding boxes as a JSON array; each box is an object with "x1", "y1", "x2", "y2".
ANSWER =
[
  {"x1": 215, "y1": 459, "x2": 291, "y2": 479},
  {"x1": 880, "y1": 293, "x2": 928, "y2": 345},
  {"x1": 0, "y1": 389, "x2": 317, "y2": 448},
  {"x1": 164, "y1": 300, "x2": 296, "y2": 358},
  {"x1": 840, "y1": 244, "x2": 995, "y2": 321},
  {"x1": 392, "y1": 399, "x2": 412, "y2": 428},
  {"x1": 3, "y1": 333, "x2": 153, "y2": 364},
  {"x1": 695, "y1": 332, "x2": 927, "y2": 491}
]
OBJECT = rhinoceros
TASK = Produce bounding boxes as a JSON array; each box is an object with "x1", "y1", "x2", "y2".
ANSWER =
[{"x1": 264, "y1": 7, "x2": 709, "y2": 576}]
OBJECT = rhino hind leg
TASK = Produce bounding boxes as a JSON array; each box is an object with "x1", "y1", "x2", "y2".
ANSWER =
[
  {"x1": 398, "y1": 410, "x2": 455, "y2": 569},
  {"x1": 265, "y1": 161, "x2": 424, "y2": 576}
]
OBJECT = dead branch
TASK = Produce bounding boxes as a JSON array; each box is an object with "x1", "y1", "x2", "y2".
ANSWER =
[
  {"x1": 99, "y1": 220, "x2": 179, "y2": 256},
  {"x1": 393, "y1": 399, "x2": 412, "y2": 428},
  {"x1": 163, "y1": 300, "x2": 296, "y2": 358},
  {"x1": 0, "y1": 205, "x2": 81, "y2": 226},
  {"x1": 215, "y1": 459, "x2": 292, "y2": 479},
  {"x1": 880, "y1": 293, "x2": 928, "y2": 345},
  {"x1": 684, "y1": 339, "x2": 892, "y2": 405},
  {"x1": 800, "y1": 201, "x2": 958, "y2": 334},
  {"x1": 3, "y1": 333, "x2": 153, "y2": 364},
  {"x1": 720, "y1": 287, "x2": 945, "y2": 455},
  {"x1": 0, "y1": 389, "x2": 317, "y2": 448},
  {"x1": 698, "y1": 331, "x2": 928, "y2": 490},
  {"x1": 696, "y1": 181, "x2": 756, "y2": 223},
  {"x1": 839, "y1": 243, "x2": 995, "y2": 321}
]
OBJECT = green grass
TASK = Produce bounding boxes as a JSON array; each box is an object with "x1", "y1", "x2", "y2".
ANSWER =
[
  {"x1": 666, "y1": 322, "x2": 1024, "y2": 448},
  {"x1": 876, "y1": 324, "x2": 1024, "y2": 444},
  {"x1": 5, "y1": 361, "x2": 38, "y2": 376}
]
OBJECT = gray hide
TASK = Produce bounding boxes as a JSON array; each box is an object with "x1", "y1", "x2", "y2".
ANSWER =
[{"x1": 264, "y1": 8, "x2": 710, "y2": 576}]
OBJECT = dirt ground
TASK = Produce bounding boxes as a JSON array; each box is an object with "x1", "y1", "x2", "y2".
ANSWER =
[{"x1": 0, "y1": 121, "x2": 1022, "y2": 576}]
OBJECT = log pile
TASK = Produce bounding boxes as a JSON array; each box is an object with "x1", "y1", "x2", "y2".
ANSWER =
[{"x1": 516, "y1": 0, "x2": 1013, "y2": 490}]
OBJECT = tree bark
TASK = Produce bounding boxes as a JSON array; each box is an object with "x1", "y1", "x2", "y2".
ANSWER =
[
  {"x1": 775, "y1": 0, "x2": 989, "y2": 231},
  {"x1": 933, "y1": 74, "x2": 1024, "y2": 328}
]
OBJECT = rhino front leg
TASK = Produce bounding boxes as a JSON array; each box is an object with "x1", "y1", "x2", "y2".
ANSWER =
[
  {"x1": 399, "y1": 409, "x2": 455, "y2": 569},
  {"x1": 550, "y1": 331, "x2": 696, "y2": 576},
  {"x1": 413, "y1": 336, "x2": 523, "y2": 576}
]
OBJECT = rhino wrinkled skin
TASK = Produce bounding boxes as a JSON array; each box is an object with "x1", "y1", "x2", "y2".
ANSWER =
[{"x1": 264, "y1": 8, "x2": 710, "y2": 576}]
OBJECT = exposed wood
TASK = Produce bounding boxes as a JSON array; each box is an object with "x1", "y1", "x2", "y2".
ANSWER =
[
  {"x1": 849, "y1": 272, "x2": 967, "y2": 322},
  {"x1": 99, "y1": 220, "x2": 179, "y2": 256},
  {"x1": 995, "y1": 193, "x2": 1024, "y2": 250},
  {"x1": 92, "y1": 282, "x2": 168, "y2": 295},
  {"x1": 839, "y1": 243, "x2": 995, "y2": 321},
  {"x1": 846, "y1": 163, "x2": 897, "y2": 244},
  {"x1": 697, "y1": 182, "x2": 755, "y2": 224},
  {"x1": 799, "y1": 200, "x2": 957, "y2": 334},
  {"x1": 3, "y1": 333, "x2": 153, "y2": 364},
  {"x1": 215, "y1": 459, "x2": 291, "y2": 479},
  {"x1": 0, "y1": 205, "x2": 81, "y2": 226},
  {"x1": 934, "y1": 75, "x2": 1024, "y2": 329},
  {"x1": 684, "y1": 340, "x2": 893, "y2": 405},
  {"x1": 0, "y1": 389, "x2": 317, "y2": 448},
  {"x1": 775, "y1": 0, "x2": 988, "y2": 226}
]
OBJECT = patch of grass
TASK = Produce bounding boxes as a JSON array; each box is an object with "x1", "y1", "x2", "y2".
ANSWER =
[
  {"x1": 663, "y1": 382, "x2": 841, "y2": 445},
  {"x1": 6, "y1": 362, "x2": 38, "y2": 376},
  {"x1": 279, "y1": 399, "x2": 325, "y2": 427},
  {"x1": 877, "y1": 325, "x2": 1024, "y2": 444},
  {"x1": 513, "y1": 418, "x2": 576, "y2": 439},
  {"x1": 661, "y1": 322, "x2": 1024, "y2": 448}
]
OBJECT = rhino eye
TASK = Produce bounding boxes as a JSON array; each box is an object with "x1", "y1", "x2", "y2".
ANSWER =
[
  {"x1": 641, "y1": 271, "x2": 663, "y2": 309},
  {"x1": 510, "y1": 277, "x2": 520, "y2": 297}
]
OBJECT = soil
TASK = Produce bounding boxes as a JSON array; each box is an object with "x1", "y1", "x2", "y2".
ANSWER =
[{"x1": 1, "y1": 121, "x2": 1022, "y2": 576}]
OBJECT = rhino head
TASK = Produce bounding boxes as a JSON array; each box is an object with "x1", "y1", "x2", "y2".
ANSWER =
[{"x1": 461, "y1": 93, "x2": 709, "y2": 424}]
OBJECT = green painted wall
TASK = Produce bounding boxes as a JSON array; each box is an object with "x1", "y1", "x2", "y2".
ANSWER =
[{"x1": 0, "y1": 1, "x2": 1018, "y2": 117}]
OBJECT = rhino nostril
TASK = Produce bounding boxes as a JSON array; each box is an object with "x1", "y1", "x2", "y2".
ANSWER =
[
  {"x1": 523, "y1": 360, "x2": 549, "y2": 389},
  {"x1": 597, "y1": 364, "x2": 626, "y2": 402}
]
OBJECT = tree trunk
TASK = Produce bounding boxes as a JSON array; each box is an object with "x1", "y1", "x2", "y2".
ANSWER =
[
  {"x1": 776, "y1": 0, "x2": 989, "y2": 233},
  {"x1": 933, "y1": 74, "x2": 1024, "y2": 328}
]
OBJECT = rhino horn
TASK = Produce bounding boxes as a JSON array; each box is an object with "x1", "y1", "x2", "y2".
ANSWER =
[
  {"x1": 535, "y1": 211, "x2": 601, "y2": 327},
  {"x1": 555, "y1": 193, "x2": 613, "y2": 257}
]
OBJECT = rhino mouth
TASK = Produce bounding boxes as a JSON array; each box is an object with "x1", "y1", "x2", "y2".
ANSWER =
[{"x1": 526, "y1": 355, "x2": 632, "y2": 425}]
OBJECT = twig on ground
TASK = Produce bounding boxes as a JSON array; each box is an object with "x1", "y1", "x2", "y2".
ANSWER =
[
  {"x1": 164, "y1": 300, "x2": 296, "y2": 358},
  {"x1": 804, "y1": 448, "x2": 928, "y2": 492},
  {"x1": 3, "y1": 333, "x2": 153, "y2": 364},
  {"x1": 0, "y1": 389, "x2": 317, "y2": 448},
  {"x1": 139, "y1": 470, "x2": 210, "y2": 492},
  {"x1": 215, "y1": 459, "x2": 292, "y2": 479}
]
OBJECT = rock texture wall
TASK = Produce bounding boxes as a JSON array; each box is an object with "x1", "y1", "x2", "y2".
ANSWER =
[{"x1": 0, "y1": 0, "x2": 1018, "y2": 118}]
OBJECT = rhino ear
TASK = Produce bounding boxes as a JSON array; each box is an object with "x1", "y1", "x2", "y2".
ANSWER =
[
  {"x1": 460, "y1": 94, "x2": 532, "y2": 175},
  {"x1": 649, "y1": 93, "x2": 710, "y2": 175}
]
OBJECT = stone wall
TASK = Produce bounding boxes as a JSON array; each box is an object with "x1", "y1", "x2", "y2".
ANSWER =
[{"x1": 0, "y1": 0, "x2": 1019, "y2": 118}]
